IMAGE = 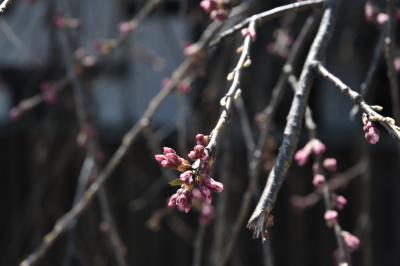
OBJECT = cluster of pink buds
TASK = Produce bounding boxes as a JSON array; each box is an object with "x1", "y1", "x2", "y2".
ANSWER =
[
  {"x1": 154, "y1": 134, "x2": 223, "y2": 223},
  {"x1": 341, "y1": 231, "x2": 360, "y2": 252},
  {"x1": 200, "y1": 0, "x2": 229, "y2": 21},
  {"x1": 294, "y1": 139, "x2": 326, "y2": 166},
  {"x1": 362, "y1": 114, "x2": 380, "y2": 144}
]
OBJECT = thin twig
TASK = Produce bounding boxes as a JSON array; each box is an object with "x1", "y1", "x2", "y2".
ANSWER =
[
  {"x1": 192, "y1": 224, "x2": 207, "y2": 266},
  {"x1": 247, "y1": 0, "x2": 342, "y2": 240},
  {"x1": 313, "y1": 62, "x2": 400, "y2": 140},
  {"x1": 210, "y1": 0, "x2": 324, "y2": 46}
]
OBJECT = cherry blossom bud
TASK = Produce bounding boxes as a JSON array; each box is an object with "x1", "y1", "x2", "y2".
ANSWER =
[
  {"x1": 241, "y1": 27, "x2": 256, "y2": 42},
  {"x1": 323, "y1": 158, "x2": 337, "y2": 172},
  {"x1": 377, "y1": 13, "x2": 389, "y2": 25},
  {"x1": 168, "y1": 193, "x2": 179, "y2": 208},
  {"x1": 200, "y1": 0, "x2": 217, "y2": 13},
  {"x1": 294, "y1": 149, "x2": 311, "y2": 166},
  {"x1": 180, "y1": 171, "x2": 193, "y2": 184},
  {"x1": 324, "y1": 210, "x2": 338, "y2": 224},
  {"x1": 204, "y1": 177, "x2": 224, "y2": 193},
  {"x1": 196, "y1": 134, "x2": 208, "y2": 146},
  {"x1": 365, "y1": 2, "x2": 377, "y2": 23},
  {"x1": 165, "y1": 153, "x2": 181, "y2": 166},
  {"x1": 176, "y1": 194, "x2": 187, "y2": 212},
  {"x1": 335, "y1": 195, "x2": 347, "y2": 210},
  {"x1": 312, "y1": 174, "x2": 325, "y2": 189},
  {"x1": 363, "y1": 121, "x2": 380, "y2": 144},
  {"x1": 341, "y1": 231, "x2": 360, "y2": 252},
  {"x1": 163, "y1": 147, "x2": 176, "y2": 154},
  {"x1": 119, "y1": 21, "x2": 136, "y2": 35},
  {"x1": 200, "y1": 185, "x2": 212, "y2": 204},
  {"x1": 311, "y1": 139, "x2": 326, "y2": 155},
  {"x1": 199, "y1": 205, "x2": 215, "y2": 224},
  {"x1": 178, "y1": 82, "x2": 191, "y2": 94}
]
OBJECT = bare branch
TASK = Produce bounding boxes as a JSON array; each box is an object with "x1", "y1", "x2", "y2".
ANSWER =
[
  {"x1": 313, "y1": 62, "x2": 400, "y2": 140},
  {"x1": 210, "y1": 0, "x2": 324, "y2": 46},
  {"x1": 247, "y1": 0, "x2": 342, "y2": 240},
  {"x1": 0, "y1": 0, "x2": 13, "y2": 13}
]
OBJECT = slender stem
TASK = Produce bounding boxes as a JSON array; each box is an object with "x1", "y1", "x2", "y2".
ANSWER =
[
  {"x1": 210, "y1": 0, "x2": 324, "y2": 46},
  {"x1": 313, "y1": 62, "x2": 400, "y2": 140},
  {"x1": 248, "y1": 0, "x2": 342, "y2": 240}
]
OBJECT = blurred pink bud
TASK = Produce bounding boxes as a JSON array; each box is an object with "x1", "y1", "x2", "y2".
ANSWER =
[
  {"x1": 53, "y1": 13, "x2": 65, "y2": 28},
  {"x1": 200, "y1": 0, "x2": 217, "y2": 13},
  {"x1": 394, "y1": 57, "x2": 400, "y2": 73},
  {"x1": 199, "y1": 205, "x2": 215, "y2": 224},
  {"x1": 312, "y1": 174, "x2": 325, "y2": 189},
  {"x1": 323, "y1": 158, "x2": 337, "y2": 172},
  {"x1": 311, "y1": 139, "x2": 326, "y2": 155},
  {"x1": 9, "y1": 107, "x2": 20, "y2": 121},
  {"x1": 336, "y1": 195, "x2": 347, "y2": 210},
  {"x1": 377, "y1": 13, "x2": 389, "y2": 25},
  {"x1": 168, "y1": 193, "x2": 178, "y2": 208},
  {"x1": 324, "y1": 210, "x2": 338, "y2": 224},
  {"x1": 119, "y1": 21, "x2": 135, "y2": 35},
  {"x1": 210, "y1": 9, "x2": 227, "y2": 21},
  {"x1": 196, "y1": 134, "x2": 207, "y2": 146},
  {"x1": 342, "y1": 231, "x2": 360, "y2": 252},
  {"x1": 178, "y1": 82, "x2": 191, "y2": 94},
  {"x1": 176, "y1": 193, "x2": 190, "y2": 213},
  {"x1": 363, "y1": 121, "x2": 380, "y2": 144},
  {"x1": 204, "y1": 177, "x2": 224, "y2": 193}
]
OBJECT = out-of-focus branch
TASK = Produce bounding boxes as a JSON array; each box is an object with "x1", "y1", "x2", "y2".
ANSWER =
[
  {"x1": 19, "y1": 19, "x2": 222, "y2": 266},
  {"x1": 248, "y1": 0, "x2": 341, "y2": 240},
  {"x1": 313, "y1": 62, "x2": 400, "y2": 140},
  {"x1": 210, "y1": 0, "x2": 324, "y2": 46}
]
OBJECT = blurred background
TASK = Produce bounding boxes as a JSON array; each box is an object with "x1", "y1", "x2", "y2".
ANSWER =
[{"x1": 0, "y1": 0, "x2": 399, "y2": 265}]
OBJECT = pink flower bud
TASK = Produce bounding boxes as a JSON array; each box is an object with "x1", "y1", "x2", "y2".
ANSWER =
[
  {"x1": 188, "y1": 151, "x2": 197, "y2": 161},
  {"x1": 154, "y1": 154, "x2": 166, "y2": 163},
  {"x1": 168, "y1": 193, "x2": 178, "y2": 208},
  {"x1": 165, "y1": 153, "x2": 181, "y2": 166},
  {"x1": 204, "y1": 177, "x2": 224, "y2": 193},
  {"x1": 377, "y1": 13, "x2": 389, "y2": 25},
  {"x1": 178, "y1": 82, "x2": 191, "y2": 94},
  {"x1": 241, "y1": 27, "x2": 256, "y2": 42},
  {"x1": 312, "y1": 174, "x2": 325, "y2": 189},
  {"x1": 53, "y1": 13, "x2": 65, "y2": 28},
  {"x1": 324, "y1": 210, "x2": 338, "y2": 224},
  {"x1": 119, "y1": 21, "x2": 135, "y2": 35},
  {"x1": 199, "y1": 205, "x2": 215, "y2": 225},
  {"x1": 311, "y1": 139, "x2": 326, "y2": 155},
  {"x1": 194, "y1": 145, "x2": 204, "y2": 153},
  {"x1": 200, "y1": 0, "x2": 217, "y2": 13},
  {"x1": 176, "y1": 193, "x2": 190, "y2": 213},
  {"x1": 323, "y1": 158, "x2": 337, "y2": 172},
  {"x1": 342, "y1": 231, "x2": 360, "y2": 252},
  {"x1": 163, "y1": 147, "x2": 176, "y2": 154},
  {"x1": 364, "y1": 121, "x2": 380, "y2": 144},
  {"x1": 335, "y1": 195, "x2": 347, "y2": 210},
  {"x1": 180, "y1": 171, "x2": 193, "y2": 184},
  {"x1": 294, "y1": 148, "x2": 311, "y2": 166},
  {"x1": 196, "y1": 134, "x2": 207, "y2": 146}
]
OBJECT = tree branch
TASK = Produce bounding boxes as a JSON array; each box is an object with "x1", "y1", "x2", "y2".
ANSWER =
[{"x1": 247, "y1": 0, "x2": 342, "y2": 240}]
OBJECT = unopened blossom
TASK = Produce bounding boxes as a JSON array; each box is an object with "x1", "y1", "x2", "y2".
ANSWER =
[
  {"x1": 40, "y1": 82, "x2": 56, "y2": 104},
  {"x1": 341, "y1": 231, "x2": 360, "y2": 252},
  {"x1": 324, "y1": 210, "x2": 338, "y2": 225},
  {"x1": 323, "y1": 158, "x2": 337, "y2": 172},
  {"x1": 156, "y1": 134, "x2": 223, "y2": 214},
  {"x1": 312, "y1": 174, "x2": 325, "y2": 189},
  {"x1": 376, "y1": 13, "x2": 389, "y2": 25},
  {"x1": 241, "y1": 27, "x2": 256, "y2": 42},
  {"x1": 9, "y1": 107, "x2": 20, "y2": 121},
  {"x1": 335, "y1": 195, "x2": 347, "y2": 210},
  {"x1": 199, "y1": 205, "x2": 215, "y2": 224},
  {"x1": 363, "y1": 120, "x2": 380, "y2": 144},
  {"x1": 200, "y1": 0, "x2": 217, "y2": 13},
  {"x1": 365, "y1": 2, "x2": 378, "y2": 23},
  {"x1": 119, "y1": 21, "x2": 136, "y2": 35},
  {"x1": 295, "y1": 139, "x2": 327, "y2": 166},
  {"x1": 311, "y1": 139, "x2": 326, "y2": 155},
  {"x1": 200, "y1": 0, "x2": 228, "y2": 21},
  {"x1": 294, "y1": 148, "x2": 312, "y2": 166}
]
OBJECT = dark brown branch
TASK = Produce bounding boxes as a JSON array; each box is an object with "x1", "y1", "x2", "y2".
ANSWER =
[
  {"x1": 217, "y1": 15, "x2": 318, "y2": 265},
  {"x1": 210, "y1": 0, "x2": 324, "y2": 46},
  {"x1": 313, "y1": 62, "x2": 400, "y2": 140},
  {"x1": 247, "y1": 0, "x2": 342, "y2": 240}
]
